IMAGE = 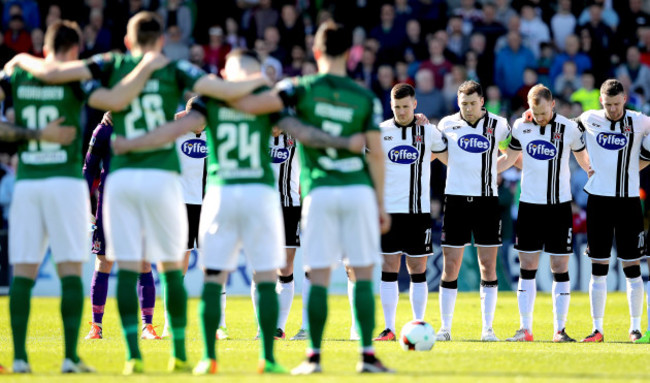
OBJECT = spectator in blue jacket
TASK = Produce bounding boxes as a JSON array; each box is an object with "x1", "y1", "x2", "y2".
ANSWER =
[{"x1": 494, "y1": 31, "x2": 536, "y2": 98}]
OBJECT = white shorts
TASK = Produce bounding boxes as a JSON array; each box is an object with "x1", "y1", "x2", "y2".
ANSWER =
[
  {"x1": 301, "y1": 185, "x2": 381, "y2": 269},
  {"x1": 199, "y1": 184, "x2": 285, "y2": 272},
  {"x1": 9, "y1": 178, "x2": 91, "y2": 265},
  {"x1": 103, "y1": 169, "x2": 187, "y2": 263}
]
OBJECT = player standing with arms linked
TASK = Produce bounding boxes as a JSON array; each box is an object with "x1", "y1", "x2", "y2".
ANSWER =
[
  {"x1": 373, "y1": 83, "x2": 447, "y2": 341},
  {"x1": 498, "y1": 84, "x2": 590, "y2": 342},
  {"x1": 436, "y1": 80, "x2": 511, "y2": 342}
]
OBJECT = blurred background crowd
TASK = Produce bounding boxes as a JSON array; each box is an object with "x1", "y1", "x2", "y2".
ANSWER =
[{"x1": 0, "y1": 0, "x2": 649, "y2": 246}]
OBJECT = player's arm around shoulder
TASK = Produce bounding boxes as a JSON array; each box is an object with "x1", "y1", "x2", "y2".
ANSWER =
[
  {"x1": 112, "y1": 109, "x2": 206, "y2": 155},
  {"x1": 497, "y1": 118, "x2": 522, "y2": 173},
  {"x1": 7, "y1": 53, "x2": 92, "y2": 83},
  {"x1": 426, "y1": 123, "x2": 448, "y2": 162},
  {"x1": 365, "y1": 129, "x2": 390, "y2": 234},
  {"x1": 277, "y1": 116, "x2": 365, "y2": 153},
  {"x1": 194, "y1": 72, "x2": 270, "y2": 102}
]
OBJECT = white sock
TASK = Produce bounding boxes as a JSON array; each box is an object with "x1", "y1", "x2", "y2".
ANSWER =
[
  {"x1": 380, "y1": 280, "x2": 399, "y2": 332},
  {"x1": 439, "y1": 286, "x2": 457, "y2": 330},
  {"x1": 219, "y1": 290, "x2": 227, "y2": 328},
  {"x1": 517, "y1": 278, "x2": 536, "y2": 331},
  {"x1": 480, "y1": 284, "x2": 498, "y2": 330},
  {"x1": 277, "y1": 279, "x2": 295, "y2": 331},
  {"x1": 626, "y1": 276, "x2": 644, "y2": 332},
  {"x1": 251, "y1": 281, "x2": 259, "y2": 331},
  {"x1": 589, "y1": 275, "x2": 607, "y2": 333},
  {"x1": 410, "y1": 281, "x2": 428, "y2": 321},
  {"x1": 348, "y1": 278, "x2": 357, "y2": 333},
  {"x1": 553, "y1": 281, "x2": 570, "y2": 333},
  {"x1": 301, "y1": 275, "x2": 311, "y2": 330}
]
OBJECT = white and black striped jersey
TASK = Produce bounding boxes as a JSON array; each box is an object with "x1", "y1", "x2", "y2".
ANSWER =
[
  {"x1": 176, "y1": 131, "x2": 207, "y2": 205},
  {"x1": 380, "y1": 118, "x2": 447, "y2": 214},
  {"x1": 438, "y1": 111, "x2": 511, "y2": 197},
  {"x1": 578, "y1": 109, "x2": 650, "y2": 197},
  {"x1": 510, "y1": 114, "x2": 585, "y2": 204},
  {"x1": 270, "y1": 133, "x2": 300, "y2": 207}
]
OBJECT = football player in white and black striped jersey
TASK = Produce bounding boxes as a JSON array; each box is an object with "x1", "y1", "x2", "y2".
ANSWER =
[
  {"x1": 498, "y1": 85, "x2": 590, "y2": 343},
  {"x1": 574, "y1": 80, "x2": 650, "y2": 343},
  {"x1": 435, "y1": 81, "x2": 511, "y2": 342},
  {"x1": 372, "y1": 83, "x2": 447, "y2": 341}
]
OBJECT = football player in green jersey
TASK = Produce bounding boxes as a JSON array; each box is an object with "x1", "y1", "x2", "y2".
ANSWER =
[
  {"x1": 212, "y1": 20, "x2": 392, "y2": 374},
  {"x1": 111, "y1": 48, "x2": 365, "y2": 375},
  {"x1": 1, "y1": 20, "x2": 168, "y2": 374}
]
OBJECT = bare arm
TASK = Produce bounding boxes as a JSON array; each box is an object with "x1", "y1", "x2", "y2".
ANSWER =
[
  {"x1": 112, "y1": 111, "x2": 206, "y2": 155},
  {"x1": 497, "y1": 147, "x2": 521, "y2": 173},
  {"x1": 88, "y1": 52, "x2": 169, "y2": 111},
  {"x1": 193, "y1": 73, "x2": 270, "y2": 102},
  {"x1": 573, "y1": 149, "x2": 591, "y2": 174},
  {"x1": 641, "y1": 160, "x2": 650, "y2": 171},
  {"x1": 277, "y1": 116, "x2": 365, "y2": 153},
  {"x1": 228, "y1": 89, "x2": 285, "y2": 115},
  {"x1": 7, "y1": 53, "x2": 92, "y2": 83},
  {"x1": 434, "y1": 150, "x2": 448, "y2": 165},
  {"x1": 365, "y1": 130, "x2": 391, "y2": 234}
]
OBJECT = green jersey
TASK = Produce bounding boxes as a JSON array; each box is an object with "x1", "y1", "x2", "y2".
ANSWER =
[
  {"x1": 194, "y1": 91, "x2": 276, "y2": 187},
  {"x1": 1, "y1": 67, "x2": 90, "y2": 180},
  {"x1": 85, "y1": 52, "x2": 204, "y2": 172},
  {"x1": 278, "y1": 73, "x2": 383, "y2": 195}
]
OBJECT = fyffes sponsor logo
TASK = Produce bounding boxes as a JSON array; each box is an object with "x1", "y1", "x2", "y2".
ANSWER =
[
  {"x1": 181, "y1": 139, "x2": 208, "y2": 159},
  {"x1": 458, "y1": 134, "x2": 490, "y2": 153},
  {"x1": 270, "y1": 147, "x2": 290, "y2": 163},
  {"x1": 388, "y1": 145, "x2": 420, "y2": 164},
  {"x1": 526, "y1": 140, "x2": 557, "y2": 160},
  {"x1": 596, "y1": 133, "x2": 627, "y2": 150}
]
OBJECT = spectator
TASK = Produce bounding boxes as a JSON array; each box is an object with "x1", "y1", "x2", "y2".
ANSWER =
[
  {"x1": 443, "y1": 65, "x2": 467, "y2": 113},
  {"x1": 347, "y1": 27, "x2": 366, "y2": 73},
  {"x1": 495, "y1": 14, "x2": 530, "y2": 53},
  {"x1": 402, "y1": 19, "x2": 428, "y2": 63},
  {"x1": 243, "y1": 0, "x2": 279, "y2": 43},
  {"x1": 394, "y1": 0, "x2": 414, "y2": 25},
  {"x1": 472, "y1": 2, "x2": 507, "y2": 54},
  {"x1": 511, "y1": 67, "x2": 537, "y2": 111},
  {"x1": 284, "y1": 45, "x2": 307, "y2": 78},
  {"x1": 617, "y1": 0, "x2": 650, "y2": 53},
  {"x1": 549, "y1": 35, "x2": 592, "y2": 85},
  {"x1": 468, "y1": 33, "x2": 493, "y2": 86},
  {"x1": 465, "y1": 49, "x2": 481, "y2": 83},
  {"x1": 446, "y1": 15, "x2": 469, "y2": 60},
  {"x1": 453, "y1": 0, "x2": 484, "y2": 35},
  {"x1": 87, "y1": 8, "x2": 112, "y2": 54},
  {"x1": 45, "y1": 4, "x2": 61, "y2": 29},
  {"x1": 263, "y1": 26, "x2": 288, "y2": 65},
  {"x1": 616, "y1": 46, "x2": 650, "y2": 99},
  {"x1": 554, "y1": 61, "x2": 582, "y2": 100},
  {"x1": 494, "y1": 32, "x2": 536, "y2": 98},
  {"x1": 224, "y1": 17, "x2": 247, "y2": 50},
  {"x1": 578, "y1": 0, "x2": 619, "y2": 30},
  {"x1": 158, "y1": 0, "x2": 193, "y2": 44},
  {"x1": 577, "y1": 2, "x2": 615, "y2": 83},
  {"x1": 204, "y1": 26, "x2": 231, "y2": 75},
  {"x1": 433, "y1": 29, "x2": 463, "y2": 64},
  {"x1": 414, "y1": 68, "x2": 446, "y2": 120},
  {"x1": 485, "y1": 85, "x2": 505, "y2": 115},
  {"x1": 189, "y1": 44, "x2": 210, "y2": 73},
  {"x1": 419, "y1": 37, "x2": 454, "y2": 90},
  {"x1": 277, "y1": 4, "x2": 305, "y2": 53},
  {"x1": 638, "y1": 27, "x2": 650, "y2": 66},
  {"x1": 494, "y1": 0, "x2": 517, "y2": 27},
  {"x1": 351, "y1": 45, "x2": 378, "y2": 90},
  {"x1": 29, "y1": 27, "x2": 43, "y2": 58},
  {"x1": 0, "y1": 33, "x2": 16, "y2": 68},
  {"x1": 4, "y1": 15, "x2": 31, "y2": 54},
  {"x1": 254, "y1": 38, "x2": 283, "y2": 83},
  {"x1": 519, "y1": 2, "x2": 550, "y2": 59},
  {"x1": 2, "y1": 1, "x2": 39, "y2": 32},
  {"x1": 536, "y1": 43, "x2": 554, "y2": 88},
  {"x1": 301, "y1": 59, "x2": 317, "y2": 76},
  {"x1": 163, "y1": 25, "x2": 190, "y2": 61},
  {"x1": 411, "y1": 0, "x2": 448, "y2": 36},
  {"x1": 373, "y1": 64, "x2": 396, "y2": 120},
  {"x1": 551, "y1": 0, "x2": 576, "y2": 51},
  {"x1": 570, "y1": 71, "x2": 600, "y2": 111},
  {"x1": 395, "y1": 60, "x2": 415, "y2": 87},
  {"x1": 369, "y1": 4, "x2": 406, "y2": 65}
]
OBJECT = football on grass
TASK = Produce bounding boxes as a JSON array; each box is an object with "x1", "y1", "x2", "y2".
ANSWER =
[{"x1": 399, "y1": 320, "x2": 436, "y2": 351}]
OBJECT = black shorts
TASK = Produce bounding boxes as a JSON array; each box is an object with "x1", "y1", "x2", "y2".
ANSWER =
[
  {"x1": 186, "y1": 203, "x2": 202, "y2": 250},
  {"x1": 515, "y1": 201, "x2": 573, "y2": 255},
  {"x1": 381, "y1": 213, "x2": 432, "y2": 256},
  {"x1": 283, "y1": 205, "x2": 301, "y2": 247},
  {"x1": 586, "y1": 195, "x2": 645, "y2": 261},
  {"x1": 441, "y1": 195, "x2": 502, "y2": 247}
]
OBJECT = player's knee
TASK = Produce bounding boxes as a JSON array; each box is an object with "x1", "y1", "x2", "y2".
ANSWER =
[
  {"x1": 623, "y1": 264, "x2": 642, "y2": 279},
  {"x1": 410, "y1": 272, "x2": 427, "y2": 283},
  {"x1": 591, "y1": 262, "x2": 609, "y2": 276}
]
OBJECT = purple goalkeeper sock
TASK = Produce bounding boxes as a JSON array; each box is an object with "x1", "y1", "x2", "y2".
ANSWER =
[
  {"x1": 91, "y1": 271, "x2": 109, "y2": 324},
  {"x1": 138, "y1": 271, "x2": 156, "y2": 325}
]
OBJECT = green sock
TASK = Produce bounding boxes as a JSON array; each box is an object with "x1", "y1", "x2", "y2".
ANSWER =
[
  {"x1": 116, "y1": 270, "x2": 141, "y2": 361},
  {"x1": 308, "y1": 285, "x2": 328, "y2": 351},
  {"x1": 199, "y1": 283, "x2": 222, "y2": 360},
  {"x1": 354, "y1": 280, "x2": 375, "y2": 348},
  {"x1": 257, "y1": 282, "x2": 279, "y2": 363},
  {"x1": 60, "y1": 276, "x2": 83, "y2": 363},
  {"x1": 10, "y1": 276, "x2": 34, "y2": 362},
  {"x1": 161, "y1": 270, "x2": 187, "y2": 361}
]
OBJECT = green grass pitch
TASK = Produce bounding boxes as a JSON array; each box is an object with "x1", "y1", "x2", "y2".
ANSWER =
[{"x1": 1, "y1": 292, "x2": 649, "y2": 382}]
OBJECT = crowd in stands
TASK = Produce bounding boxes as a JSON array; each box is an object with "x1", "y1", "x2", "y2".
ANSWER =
[{"x1": 0, "y1": 0, "x2": 649, "y2": 239}]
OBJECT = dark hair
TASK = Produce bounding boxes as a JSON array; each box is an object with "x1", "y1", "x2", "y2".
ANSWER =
[
  {"x1": 391, "y1": 83, "x2": 415, "y2": 100},
  {"x1": 44, "y1": 20, "x2": 81, "y2": 54},
  {"x1": 127, "y1": 11, "x2": 163, "y2": 48},
  {"x1": 600, "y1": 79, "x2": 625, "y2": 96},
  {"x1": 457, "y1": 80, "x2": 483, "y2": 98},
  {"x1": 528, "y1": 84, "x2": 553, "y2": 104},
  {"x1": 314, "y1": 20, "x2": 352, "y2": 57}
]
